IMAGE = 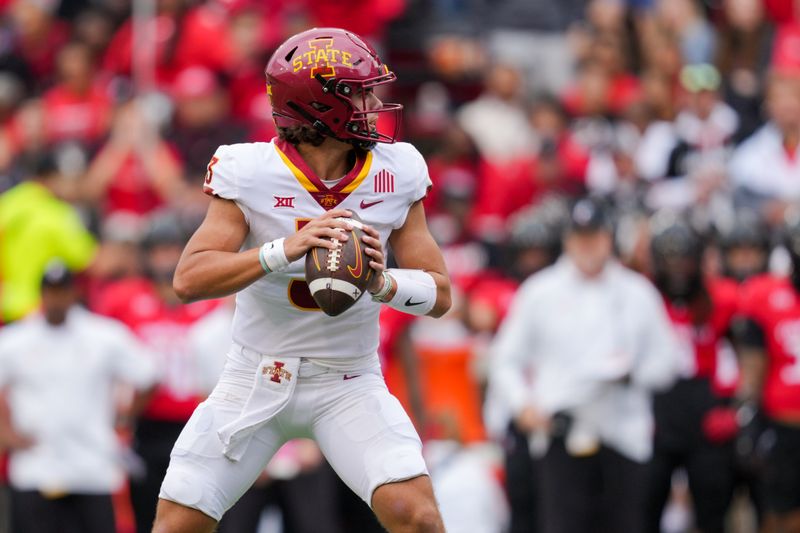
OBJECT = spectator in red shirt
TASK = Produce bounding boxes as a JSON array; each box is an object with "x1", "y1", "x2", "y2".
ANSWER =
[
  {"x1": 528, "y1": 96, "x2": 589, "y2": 196},
  {"x1": 6, "y1": 0, "x2": 69, "y2": 88},
  {"x1": 102, "y1": 0, "x2": 232, "y2": 88},
  {"x1": 80, "y1": 100, "x2": 185, "y2": 217},
  {"x1": 470, "y1": 97, "x2": 588, "y2": 241},
  {"x1": 42, "y1": 41, "x2": 112, "y2": 149},
  {"x1": 223, "y1": 4, "x2": 277, "y2": 142},
  {"x1": 425, "y1": 123, "x2": 480, "y2": 235},
  {"x1": 166, "y1": 66, "x2": 248, "y2": 182},
  {"x1": 771, "y1": 23, "x2": 800, "y2": 79},
  {"x1": 562, "y1": 59, "x2": 640, "y2": 120},
  {"x1": 764, "y1": 0, "x2": 799, "y2": 25},
  {"x1": 304, "y1": 0, "x2": 406, "y2": 43},
  {"x1": 85, "y1": 211, "x2": 149, "y2": 312},
  {"x1": 563, "y1": 24, "x2": 641, "y2": 121}
]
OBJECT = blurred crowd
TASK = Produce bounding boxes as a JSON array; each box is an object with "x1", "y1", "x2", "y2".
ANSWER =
[{"x1": 1, "y1": 0, "x2": 800, "y2": 532}]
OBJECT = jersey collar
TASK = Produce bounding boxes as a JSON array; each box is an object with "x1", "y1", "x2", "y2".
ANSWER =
[{"x1": 273, "y1": 138, "x2": 373, "y2": 209}]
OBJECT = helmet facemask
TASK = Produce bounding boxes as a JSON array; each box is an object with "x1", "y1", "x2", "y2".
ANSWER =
[
  {"x1": 649, "y1": 213, "x2": 705, "y2": 302},
  {"x1": 314, "y1": 72, "x2": 402, "y2": 149}
]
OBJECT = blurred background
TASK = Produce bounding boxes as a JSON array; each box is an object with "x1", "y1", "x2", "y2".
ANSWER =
[{"x1": 1, "y1": 0, "x2": 800, "y2": 532}]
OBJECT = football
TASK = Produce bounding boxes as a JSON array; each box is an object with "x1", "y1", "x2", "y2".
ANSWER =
[{"x1": 305, "y1": 212, "x2": 375, "y2": 316}]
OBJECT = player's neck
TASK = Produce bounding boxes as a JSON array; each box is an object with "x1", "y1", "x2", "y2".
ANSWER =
[{"x1": 295, "y1": 138, "x2": 355, "y2": 181}]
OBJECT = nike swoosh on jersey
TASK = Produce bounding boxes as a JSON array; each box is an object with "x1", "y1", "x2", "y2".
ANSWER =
[
  {"x1": 360, "y1": 199, "x2": 384, "y2": 209},
  {"x1": 405, "y1": 298, "x2": 425, "y2": 307},
  {"x1": 343, "y1": 374, "x2": 362, "y2": 380}
]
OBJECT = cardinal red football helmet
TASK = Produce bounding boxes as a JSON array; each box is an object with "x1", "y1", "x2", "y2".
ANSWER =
[{"x1": 265, "y1": 28, "x2": 402, "y2": 149}]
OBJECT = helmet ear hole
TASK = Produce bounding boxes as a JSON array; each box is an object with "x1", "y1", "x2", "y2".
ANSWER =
[{"x1": 310, "y1": 102, "x2": 332, "y2": 112}]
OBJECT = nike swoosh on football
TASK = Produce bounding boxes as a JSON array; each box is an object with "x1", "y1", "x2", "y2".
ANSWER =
[
  {"x1": 360, "y1": 199, "x2": 384, "y2": 209},
  {"x1": 405, "y1": 298, "x2": 425, "y2": 307},
  {"x1": 343, "y1": 374, "x2": 361, "y2": 380}
]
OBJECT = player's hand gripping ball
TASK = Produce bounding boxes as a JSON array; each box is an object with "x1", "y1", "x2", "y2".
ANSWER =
[{"x1": 305, "y1": 212, "x2": 376, "y2": 316}]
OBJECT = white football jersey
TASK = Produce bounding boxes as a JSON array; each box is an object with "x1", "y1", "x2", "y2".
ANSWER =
[{"x1": 202, "y1": 138, "x2": 431, "y2": 360}]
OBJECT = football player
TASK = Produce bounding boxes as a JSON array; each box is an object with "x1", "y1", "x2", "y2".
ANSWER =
[
  {"x1": 716, "y1": 208, "x2": 771, "y2": 283},
  {"x1": 737, "y1": 213, "x2": 800, "y2": 533},
  {"x1": 644, "y1": 212, "x2": 741, "y2": 533},
  {"x1": 151, "y1": 28, "x2": 451, "y2": 533}
]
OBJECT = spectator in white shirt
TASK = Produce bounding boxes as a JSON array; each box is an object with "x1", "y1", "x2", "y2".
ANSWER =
[
  {"x1": 0, "y1": 261, "x2": 156, "y2": 533},
  {"x1": 644, "y1": 64, "x2": 739, "y2": 213},
  {"x1": 730, "y1": 73, "x2": 800, "y2": 226},
  {"x1": 457, "y1": 64, "x2": 536, "y2": 163},
  {"x1": 488, "y1": 197, "x2": 680, "y2": 533}
]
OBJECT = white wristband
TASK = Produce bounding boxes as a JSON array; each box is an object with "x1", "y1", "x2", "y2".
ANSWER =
[
  {"x1": 384, "y1": 268, "x2": 437, "y2": 316},
  {"x1": 260, "y1": 238, "x2": 290, "y2": 273},
  {"x1": 371, "y1": 270, "x2": 393, "y2": 302}
]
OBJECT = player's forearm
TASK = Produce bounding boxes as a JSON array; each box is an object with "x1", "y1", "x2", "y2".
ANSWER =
[
  {"x1": 428, "y1": 271, "x2": 451, "y2": 318},
  {"x1": 173, "y1": 248, "x2": 264, "y2": 302},
  {"x1": 377, "y1": 269, "x2": 451, "y2": 318}
]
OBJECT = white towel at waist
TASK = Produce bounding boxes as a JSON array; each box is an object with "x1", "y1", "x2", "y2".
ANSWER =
[{"x1": 217, "y1": 351, "x2": 300, "y2": 462}]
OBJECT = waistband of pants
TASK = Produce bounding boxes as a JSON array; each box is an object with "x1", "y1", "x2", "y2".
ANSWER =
[{"x1": 230, "y1": 343, "x2": 381, "y2": 378}]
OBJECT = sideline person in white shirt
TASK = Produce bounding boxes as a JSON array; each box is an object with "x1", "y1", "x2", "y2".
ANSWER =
[
  {"x1": 488, "y1": 197, "x2": 680, "y2": 533},
  {"x1": 0, "y1": 261, "x2": 157, "y2": 533}
]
